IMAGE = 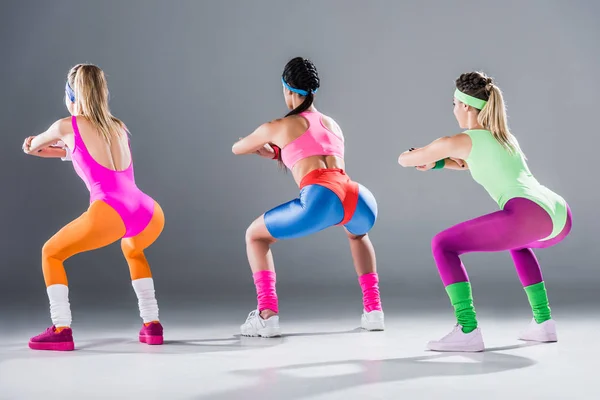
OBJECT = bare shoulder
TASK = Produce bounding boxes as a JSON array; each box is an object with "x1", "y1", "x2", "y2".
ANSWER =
[
  {"x1": 436, "y1": 133, "x2": 471, "y2": 146},
  {"x1": 453, "y1": 132, "x2": 471, "y2": 143},
  {"x1": 282, "y1": 114, "x2": 310, "y2": 132},
  {"x1": 253, "y1": 117, "x2": 289, "y2": 141},
  {"x1": 264, "y1": 117, "x2": 286, "y2": 127},
  {"x1": 445, "y1": 133, "x2": 472, "y2": 159},
  {"x1": 320, "y1": 114, "x2": 344, "y2": 141},
  {"x1": 262, "y1": 117, "x2": 287, "y2": 133},
  {"x1": 56, "y1": 116, "x2": 74, "y2": 134}
]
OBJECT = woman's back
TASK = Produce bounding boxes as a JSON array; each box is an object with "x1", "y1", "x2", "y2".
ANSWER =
[
  {"x1": 64, "y1": 116, "x2": 131, "y2": 171},
  {"x1": 279, "y1": 111, "x2": 346, "y2": 184},
  {"x1": 67, "y1": 115, "x2": 154, "y2": 238}
]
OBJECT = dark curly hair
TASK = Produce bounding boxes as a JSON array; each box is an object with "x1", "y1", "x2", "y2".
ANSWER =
[
  {"x1": 455, "y1": 71, "x2": 494, "y2": 103},
  {"x1": 271, "y1": 58, "x2": 321, "y2": 170},
  {"x1": 282, "y1": 57, "x2": 320, "y2": 117}
]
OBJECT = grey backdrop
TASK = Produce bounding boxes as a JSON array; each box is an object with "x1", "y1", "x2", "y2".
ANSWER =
[{"x1": 1, "y1": 0, "x2": 598, "y2": 315}]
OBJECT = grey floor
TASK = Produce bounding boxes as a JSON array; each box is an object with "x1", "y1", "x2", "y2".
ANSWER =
[{"x1": 0, "y1": 301, "x2": 596, "y2": 400}]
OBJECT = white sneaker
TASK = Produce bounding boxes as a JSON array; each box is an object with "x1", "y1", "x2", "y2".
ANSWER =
[
  {"x1": 240, "y1": 310, "x2": 281, "y2": 338},
  {"x1": 518, "y1": 319, "x2": 557, "y2": 342},
  {"x1": 361, "y1": 310, "x2": 385, "y2": 331},
  {"x1": 427, "y1": 325, "x2": 485, "y2": 352}
]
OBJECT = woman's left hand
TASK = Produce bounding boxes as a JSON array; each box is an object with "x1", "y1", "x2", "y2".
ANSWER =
[
  {"x1": 449, "y1": 157, "x2": 466, "y2": 168},
  {"x1": 255, "y1": 143, "x2": 276, "y2": 159},
  {"x1": 22, "y1": 136, "x2": 35, "y2": 154}
]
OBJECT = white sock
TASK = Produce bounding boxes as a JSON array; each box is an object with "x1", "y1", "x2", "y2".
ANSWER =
[
  {"x1": 132, "y1": 278, "x2": 159, "y2": 323},
  {"x1": 47, "y1": 284, "x2": 72, "y2": 327}
]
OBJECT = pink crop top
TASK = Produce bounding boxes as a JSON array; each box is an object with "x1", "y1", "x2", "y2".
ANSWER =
[{"x1": 280, "y1": 111, "x2": 344, "y2": 169}]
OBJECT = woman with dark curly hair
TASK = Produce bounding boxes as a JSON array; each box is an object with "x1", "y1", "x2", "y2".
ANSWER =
[
  {"x1": 398, "y1": 71, "x2": 572, "y2": 352},
  {"x1": 232, "y1": 57, "x2": 383, "y2": 337}
]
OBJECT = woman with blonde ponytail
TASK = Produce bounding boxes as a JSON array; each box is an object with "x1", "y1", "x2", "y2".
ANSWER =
[
  {"x1": 22, "y1": 64, "x2": 165, "y2": 351},
  {"x1": 398, "y1": 71, "x2": 572, "y2": 352}
]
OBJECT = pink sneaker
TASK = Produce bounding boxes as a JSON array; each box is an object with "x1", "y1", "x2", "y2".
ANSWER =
[
  {"x1": 29, "y1": 326, "x2": 75, "y2": 351},
  {"x1": 139, "y1": 321, "x2": 163, "y2": 345}
]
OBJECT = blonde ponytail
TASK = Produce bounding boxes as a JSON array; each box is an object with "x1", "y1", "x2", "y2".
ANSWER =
[
  {"x1": 67, "y1": 64, "x2": 126, "y2": 143},
  {"x1": 478, "y1": 83, "x2": 523, "y2": 157}
]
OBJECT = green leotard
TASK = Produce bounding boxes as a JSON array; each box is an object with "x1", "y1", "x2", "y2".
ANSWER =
[{"x1": 464, "y1": 129, "x2": 567, "y2": 240}]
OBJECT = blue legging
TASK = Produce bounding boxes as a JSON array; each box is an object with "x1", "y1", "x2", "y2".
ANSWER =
[{"x1": 264, "y1": 184, "x2": 377, "y2": 240}]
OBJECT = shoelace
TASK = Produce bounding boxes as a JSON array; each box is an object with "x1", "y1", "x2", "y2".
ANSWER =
[
  {"x1": 440, "y1": 324, "x2": 462, "y2": 341},
  {"x1": 245, "y1": 310, "x2": 258, "y2": 323}
]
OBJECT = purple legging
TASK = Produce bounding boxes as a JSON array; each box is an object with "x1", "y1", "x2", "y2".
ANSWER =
[{"x1": 432, "y1": 198, "x2": 572, "y2": 287}]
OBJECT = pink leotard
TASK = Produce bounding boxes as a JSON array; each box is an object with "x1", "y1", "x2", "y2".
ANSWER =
[
  {"x1": 280, "y1": 111, "x2": 344, "y2": 169},
  {"x1": 70, "y1": 116, "x2": 155, "y2": 237}
]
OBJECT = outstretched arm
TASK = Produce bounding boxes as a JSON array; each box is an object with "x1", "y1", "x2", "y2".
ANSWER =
[
  {"x1": 417, "y1": 157, "x2": 468, "y2": 171},
  {"x1": 398, "y1": 134, "x2": 471, "y2": 168},
  {"x1": 34, "y1": 145, "x2": 68, "y2": 159},
  {"x1": 23, "y1": 118, "x2": 70, "y2": 155},
  {"x1": 232, "y1": 119, "x2": 283, "y2": 156},
  {"x1": 443, "y1": 158, "x2": 469, "y2": 170}
]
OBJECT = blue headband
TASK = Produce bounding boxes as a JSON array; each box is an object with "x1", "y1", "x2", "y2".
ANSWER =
[
  {"x1": 281, "y1": 77, "x2": 317, "y2": 96},
  {"x1": 65, "y1": 81, "x2": 75, "y2": 102}
]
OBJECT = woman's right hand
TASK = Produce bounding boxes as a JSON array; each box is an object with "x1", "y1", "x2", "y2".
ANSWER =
[
  {"x1": 22, "y1": 136, "x2": 35, "y2": 154},
  {"x1": 24, "y1": 139, "x2": 67, "y2": 158},
  {"x1": 34, "y1": 147, "x2": 68, "y2": 158},
  {"x1": 416, "y1": 162, "x2": 435, "y2": 171}
]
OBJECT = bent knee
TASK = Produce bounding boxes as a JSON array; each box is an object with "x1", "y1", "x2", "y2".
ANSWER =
[
  {"x1": 42, "y1": 239, "x2": 63, "y2": 262},
  {"x1": 121, "y1": 240, "x2": 142, "y2": 259},
  {"x1": 431, "y1": 231, "x2": 453, "y2": 254},
  {"x1": 244, "y1": 225, "x2": 255, "y2": 243},
  {"x1": 245, "y1": 220, "x2": 275, "y2": 244},
  {"x1": 346, "y1": 230, "x2": 367, "y2": 241}
]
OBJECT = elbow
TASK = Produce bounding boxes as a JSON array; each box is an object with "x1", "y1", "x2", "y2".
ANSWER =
[{"x1": 398, "y1": 154, "x2": 408, "y2": 167}]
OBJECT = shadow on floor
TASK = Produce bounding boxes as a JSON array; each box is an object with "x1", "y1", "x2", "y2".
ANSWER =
[
  {"x1": 0, "y1": 328, "x2": 543, "y2": 400},
  {"x1": 191, "y1": 343, "x2": 542, "y2": 400},
  {"x1": 0, "y1": 328, "x2": 365, "y2": 358}
]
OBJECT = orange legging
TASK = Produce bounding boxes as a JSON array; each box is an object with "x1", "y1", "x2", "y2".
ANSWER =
[{"x1": 42, "y1": 200, "x2": 165, "y2": 287}]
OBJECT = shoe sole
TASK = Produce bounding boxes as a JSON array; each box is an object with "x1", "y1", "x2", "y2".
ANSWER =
[
  {"x1": 518, "y1": 336, "x2": 557, "y2": 343},
  {"x1": 29, "y1": 341, "x2": 75, "y2": 351},
  {"x1": 427, "y1": 343, "x2": 485, "y2": 352},
  {"x1": 240, "y1": 328, "x2": 282, "y2": 338},
  {"x1": 139, "y1": 335, "x2": 164, "y2": 345},
  {"x1": 361, "y1": 323, "x2": 385, "y2": 331}
]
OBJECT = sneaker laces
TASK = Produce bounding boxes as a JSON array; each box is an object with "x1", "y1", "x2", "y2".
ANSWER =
[
  {"x1": 440, "y1": 324, "x2": 462, "y2": 340},
  {"x1": 245, "y1": 310, "x2": 258, "y2": 323}
]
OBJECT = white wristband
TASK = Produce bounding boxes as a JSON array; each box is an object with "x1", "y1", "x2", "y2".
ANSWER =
[{"x1": 61, "y1": 146, "x2": 72, "y2": 162}]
